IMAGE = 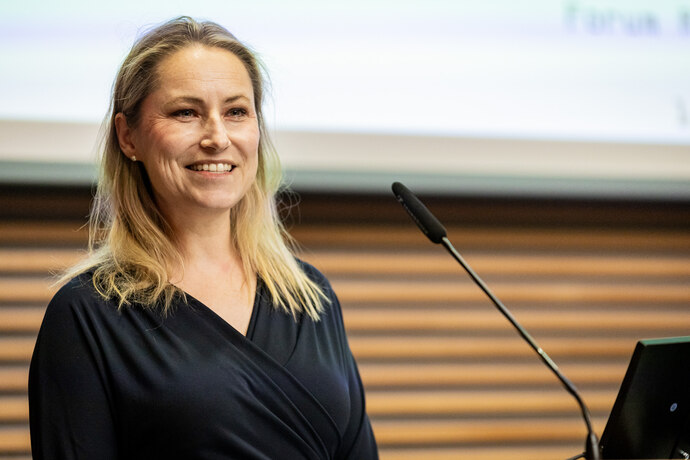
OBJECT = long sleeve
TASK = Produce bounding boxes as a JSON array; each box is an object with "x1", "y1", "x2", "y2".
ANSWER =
[
  {"x1": 328, "y1": 283, "x2": 378, "y2": 460},
  {"x1": 28, "y1": 280, "x2": 119, "y2": 459},
  {"x1": 295, "y1": 262, "x2": 378, "y2": 459},
  {"x1": 336, "y1": 348, "x2": 378, "y2": 460}
]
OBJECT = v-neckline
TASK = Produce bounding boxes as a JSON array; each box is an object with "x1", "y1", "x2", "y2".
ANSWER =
[{"x1": 181, "y1": 278, "x2": 264, "y2": 340}]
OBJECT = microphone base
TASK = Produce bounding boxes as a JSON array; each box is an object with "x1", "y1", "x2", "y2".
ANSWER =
[{"x1": 585, "y1": 431, "x2": 601, "y2": 460}]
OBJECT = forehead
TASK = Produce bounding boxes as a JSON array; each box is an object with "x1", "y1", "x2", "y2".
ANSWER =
[{"x1": 153, "y1": 45, "x2": 254, "y2": 96}]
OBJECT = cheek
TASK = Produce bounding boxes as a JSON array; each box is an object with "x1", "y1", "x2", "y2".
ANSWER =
[
  {"x1": 244, "y1": 150, "x2": 259, "y2": 188},
  {"x1": 136, "y1": 119, "x2": 190, "y2": 159},
  {"x1": 136, "y1": 136, "x2": 186, "y2": 192},
  {"x1": 243, "y1": 128, "x2": 261, "y2": 170}
]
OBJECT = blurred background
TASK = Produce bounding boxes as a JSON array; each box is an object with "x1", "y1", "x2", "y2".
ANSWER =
[
  {"x1": 2, "y1": 0, "x2": 689, "y2": 196},
  {"x1": 1, "y1": 1, "x2": 689, "y2": 459}
]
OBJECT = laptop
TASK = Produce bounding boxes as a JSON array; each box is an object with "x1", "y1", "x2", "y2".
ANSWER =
[{"x1": 600, "y1": 335, "x2": 690, "y2": 459}]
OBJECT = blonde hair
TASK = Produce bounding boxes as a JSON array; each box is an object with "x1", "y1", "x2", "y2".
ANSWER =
[{"x1": 64, "y1": 16, "x2": 326, "y2": 319}]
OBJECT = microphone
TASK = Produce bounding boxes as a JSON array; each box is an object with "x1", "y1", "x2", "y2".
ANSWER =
[{"x1": 391, "y1": 181, "x2": 601, "y2": 460}]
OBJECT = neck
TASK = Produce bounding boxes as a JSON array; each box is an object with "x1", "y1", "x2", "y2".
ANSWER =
[
  {"x1": 161, "y1": 207, "x2": 256, "y2": 334},
  {"x1": 164, "y1": 208, "x2": 240, "y2": 282}
]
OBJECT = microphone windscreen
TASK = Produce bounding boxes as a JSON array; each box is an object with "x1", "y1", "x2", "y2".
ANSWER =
[{"x1": 392, "y1": 182, "x2": 447, "y2": 244}]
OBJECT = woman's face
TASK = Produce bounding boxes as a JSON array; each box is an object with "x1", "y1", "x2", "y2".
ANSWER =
[{"x1": 116, "y1": 45, "x2": 260, "y2": 222}]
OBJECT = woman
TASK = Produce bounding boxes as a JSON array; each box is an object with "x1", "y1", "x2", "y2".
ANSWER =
[{"x1": 29, "y1": 16, "x2": 378, "y2": 459}]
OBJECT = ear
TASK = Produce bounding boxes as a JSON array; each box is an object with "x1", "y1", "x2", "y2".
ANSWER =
[{"x1": 114, "y1": 112, "x2": 137, "y2": 158}]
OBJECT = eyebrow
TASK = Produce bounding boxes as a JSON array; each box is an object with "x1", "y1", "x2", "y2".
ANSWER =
[{"x1": 166, "y1": 95, "x2": 251, "y2": 105}]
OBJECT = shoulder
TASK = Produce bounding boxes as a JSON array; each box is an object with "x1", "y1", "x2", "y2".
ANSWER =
[
  {"x1": 42, "y1": 272, "x2": 114, "y2": 327},
  {"x1": 49, "y1": 272, "x2": 101, "y2": 309},
  {"x1": 294, "y1": 257, "x2": 347, "y2": 322},
  {"x1": 296, "y1": 258, "x2": 337, "y2": 299},
  {"x1": 296, "y1": 257, "x2": 338, "y2": 307}
]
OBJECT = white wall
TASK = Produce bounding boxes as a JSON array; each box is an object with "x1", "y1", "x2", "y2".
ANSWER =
[{"x1": 2, "y1": 1, "x2": 689, "y2": 197}]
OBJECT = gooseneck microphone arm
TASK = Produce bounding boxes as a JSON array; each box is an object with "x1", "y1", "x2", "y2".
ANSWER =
[{"x1": 391, "y1": 182, "x2": 600, "y2": 460}]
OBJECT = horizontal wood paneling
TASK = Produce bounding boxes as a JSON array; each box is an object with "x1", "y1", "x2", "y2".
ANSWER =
[{"x1": 1, "y1": 188, "x2": 688, "y2": 459}]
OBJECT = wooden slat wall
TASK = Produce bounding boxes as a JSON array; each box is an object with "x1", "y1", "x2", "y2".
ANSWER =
[{"x1": 0, "y1": 186, "x2": 689, "y2": 460}]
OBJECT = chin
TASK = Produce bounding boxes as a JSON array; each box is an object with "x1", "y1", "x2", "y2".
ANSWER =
[{"x1": 202, "y1": 197, "x2": 245, "y2": 211}]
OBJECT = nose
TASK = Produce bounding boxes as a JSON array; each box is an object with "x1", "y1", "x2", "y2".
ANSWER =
[{"x1": 200, "y1": 115, "x2": 230, "y2": 151}]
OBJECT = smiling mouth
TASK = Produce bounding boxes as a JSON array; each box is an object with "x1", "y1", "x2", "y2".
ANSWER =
[{"x1": 187, "y1": 163, "x2": 235, "y2": 173}]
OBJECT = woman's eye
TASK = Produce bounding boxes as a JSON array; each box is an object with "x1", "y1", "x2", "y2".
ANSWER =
[
  {"x1": 173, "y1": 109, "x2": 195, "y2": 118},
  {"x1": 228, "y1": 108, "x2": 248, "y2": 118}
]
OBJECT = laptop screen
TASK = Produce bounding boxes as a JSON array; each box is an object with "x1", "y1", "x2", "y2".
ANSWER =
[{"x1": 600, "y1": 336, "x2": 690, "y2": 459}]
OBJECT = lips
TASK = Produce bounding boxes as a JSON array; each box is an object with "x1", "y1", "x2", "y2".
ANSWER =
[{"x1": 187, "y1": 162, "x2": 235, "y2": 172}]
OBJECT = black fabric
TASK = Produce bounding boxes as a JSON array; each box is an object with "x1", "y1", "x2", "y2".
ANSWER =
[{"x1": 29, "y1": 262, "x2": 378, "y2": 459}]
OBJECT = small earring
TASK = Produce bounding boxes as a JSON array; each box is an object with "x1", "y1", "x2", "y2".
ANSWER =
[{"x1": 131, "y1": 155, "x2": 137, "y2": 162}]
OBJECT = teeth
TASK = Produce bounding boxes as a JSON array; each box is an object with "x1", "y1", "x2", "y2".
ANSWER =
[{"x1": 190, "y1": 163, "x2": 233, "y2": 172}]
